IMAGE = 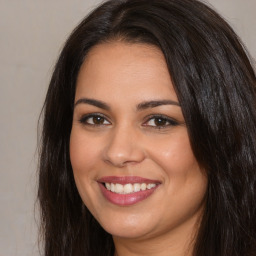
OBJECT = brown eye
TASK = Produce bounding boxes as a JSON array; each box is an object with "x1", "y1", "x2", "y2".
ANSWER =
[
  {"x1": 154, "y1": 118, "x2": 167, "y2": 126},
  {"x1": 143, "y1": 115, "x2": 179, "y2": 128},
  {"x1": 92, "y1": 116, "x2": 105, "y2": 125},
  {"x1": 79, "y1": 114, "x2": 111, "y2": 126}
]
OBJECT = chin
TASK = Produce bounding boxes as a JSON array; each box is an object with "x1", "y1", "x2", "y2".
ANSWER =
[
  {"x1": 96, "y1": 211, "x2": 156, "y2": 239},
  {"x1": 105, "y1": 225, "x2": 153, "y2": 240}
]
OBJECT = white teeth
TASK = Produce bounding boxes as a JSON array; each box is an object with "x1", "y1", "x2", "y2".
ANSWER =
[
  {"x1": 115, "y1": 183, "x2": 124, "y2": 193},
  {"x1": 105, "y1": 183, "x2": 111, "y2": 190},
  {"x1": 124, "y1": 184, "x2": 133, "y2": 193},
  {"x1": 141, "y1": 183, "x2": 147, "y2": 191},
  {"x1": 105, "y1": 182, "x2": 157, "y2": 194},
  {"x1": 147, "y1": 184, "x2": 156, "y2": 189},
  {"x1": 134, "y1": 183, "x2": 141, "y2": 192}
]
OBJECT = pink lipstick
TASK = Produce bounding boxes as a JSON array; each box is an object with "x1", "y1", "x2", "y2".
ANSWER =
[{"x1": 97, "y1": 176, "x2": 160, "y2": 206}]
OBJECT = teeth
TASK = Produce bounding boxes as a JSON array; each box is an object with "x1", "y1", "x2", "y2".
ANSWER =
[
  {"x1": 134, "y1": 183, "x2": 141, "y2": 192},
  {"x1": 124, "y1": 184, "x2": 133, "y2": 193},
  {"x1": 105, "y1": 182, "x2": 157, "y2": 194},
  {"x1": 105, "y1": 183, "x2": 111, "y2": 190},
  {"x1": 115, "y1": 183, "x2": 124, "y2": 193},
  {"x1": 147, "y1": 184, "x2": 155, "y2": 189},
  {"x1": 141, "y1": 183, "x2": 147, "y2": 191}
]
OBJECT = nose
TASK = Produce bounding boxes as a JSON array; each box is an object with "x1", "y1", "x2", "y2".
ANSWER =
[{"x1": 103, "y1": 125, "x2": 146, "y2": 167}]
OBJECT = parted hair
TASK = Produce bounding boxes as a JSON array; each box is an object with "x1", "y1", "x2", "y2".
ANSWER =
[{"x1": 38, "y1": 0, "x2": 256, "y2": 255}]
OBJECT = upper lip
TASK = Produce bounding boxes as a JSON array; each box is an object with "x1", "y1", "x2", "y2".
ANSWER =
[{"x1": 97, "y1": 176, "x2": 161, "y2": 185}]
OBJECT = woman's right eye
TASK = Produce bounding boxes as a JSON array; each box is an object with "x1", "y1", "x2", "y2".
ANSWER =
[{"x1": 79, "y1": 114, "x2": 111, "y2": 126}]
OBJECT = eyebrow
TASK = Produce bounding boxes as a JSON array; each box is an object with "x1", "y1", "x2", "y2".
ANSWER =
[
  {"x1": 74, "y1": 98, "x2": 180, "y2": 111},
  {"x1": 74, "y1": 98, "x2": 110, "y2": 110},
  {"x1": 137, "y1": 100, "x2": 180, "y2": 110}
]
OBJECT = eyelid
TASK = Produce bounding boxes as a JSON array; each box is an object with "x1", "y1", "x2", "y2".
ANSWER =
[
  {"x1": 79, "y1": 113, "x2": 111, "y2": 125},
  {"x1": 142, "y1": 114, "x2": 179, "y2": 128},
  {"x1": 78, "y1": 112, "x2": 182, "y2": 128}
]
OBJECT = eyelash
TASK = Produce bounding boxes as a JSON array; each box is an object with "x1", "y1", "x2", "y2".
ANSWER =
[
  {"x1": 79, "y1": 113, "x2": 110, "y2": 127},
  {"x1": 143, "y1": 114, "x2": 179, "y2": 129},
  {"x1": 79, "y1": 113, "x2": 179, "y2": 129}
]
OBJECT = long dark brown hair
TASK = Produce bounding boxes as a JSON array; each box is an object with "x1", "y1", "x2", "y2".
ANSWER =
[{"x1": 38, "y1": 0, "x2": 256, "y2": 255}]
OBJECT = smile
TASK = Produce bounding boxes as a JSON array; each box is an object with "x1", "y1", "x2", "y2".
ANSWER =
[
  {"x1": 105, "y1": 183, "x2": 157, "y2": 194},
  {"x1": 98, "y1": 176, "x2": 160, "y2": 206}
]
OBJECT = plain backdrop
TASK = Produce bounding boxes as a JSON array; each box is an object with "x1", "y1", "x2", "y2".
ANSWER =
[{"x1": 0, "y1": 0, "x2": 255, "y2": 255}]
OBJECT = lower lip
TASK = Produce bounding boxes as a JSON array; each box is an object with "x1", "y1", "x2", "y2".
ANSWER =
[{"x1": 98, "y1": 183, "x2": 158, "y2": 206}]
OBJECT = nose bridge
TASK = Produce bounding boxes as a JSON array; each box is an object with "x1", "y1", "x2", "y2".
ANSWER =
[{"x1": 103, "y1": 123, "x2": 145, "y2": 167}]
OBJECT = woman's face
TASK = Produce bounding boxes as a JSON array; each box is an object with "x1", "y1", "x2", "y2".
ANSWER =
[{"x1": 70, "y1": 42, "x2": 207, "y2": 242}]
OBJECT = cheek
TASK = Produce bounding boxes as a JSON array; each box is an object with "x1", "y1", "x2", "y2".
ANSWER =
[
  {"x1": 148, "y1": 131, "x2": 199, "y2": 177},
  {"x1": 69, "y1": 129, "x2": 100, "y2": 174},
  {"x1": 69, "y1": 129, "x2": 99, "y2": 202},
  {"x1": 69, "y1": 129, "x2": 101, "y2": 211},
  {"x1": 148, "y1": 132, "x2": 207, "y2": 223},
  {"x1": 146, "y1": 130, "x2": 207, "y2": 201}
]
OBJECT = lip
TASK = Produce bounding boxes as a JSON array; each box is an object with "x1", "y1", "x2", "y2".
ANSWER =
[{"x1": 97, "y1": 176, "x2": 160, "y2": 206}]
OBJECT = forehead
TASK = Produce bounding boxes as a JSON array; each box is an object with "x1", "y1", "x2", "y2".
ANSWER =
[
  {"x1": 75, "y1": 41, "x2": 177, "y2": 102},
  {"x1": 85, "y1": 41, "x2": 164, "y2": 63}
]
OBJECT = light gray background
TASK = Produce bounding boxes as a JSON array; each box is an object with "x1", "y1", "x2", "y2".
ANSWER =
[{"x1": 0, "y1": 1, "x2": 255, "y2": 255}]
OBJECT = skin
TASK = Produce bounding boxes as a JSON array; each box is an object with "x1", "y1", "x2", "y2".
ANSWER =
[{"x1": 70, "y1": 41, "x2": 208, "y2": 256}]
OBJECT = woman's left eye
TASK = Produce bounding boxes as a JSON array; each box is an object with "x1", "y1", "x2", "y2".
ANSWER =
[{"x1": 143, "y1": 115, "x2": 178, "y2": 128}]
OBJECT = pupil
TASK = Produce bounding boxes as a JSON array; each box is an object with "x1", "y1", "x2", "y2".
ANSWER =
[
  {"x1": 155, "y1": 118, "x2": 166, "y2": 126},
  {"x1": 93, "y1": 116, "x2": 104, "y2": 124}
]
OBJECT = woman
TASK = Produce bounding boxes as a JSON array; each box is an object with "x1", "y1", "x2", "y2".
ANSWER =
[{"x1": 38, "y1": 0, "x2": 256, "y2": 255}]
